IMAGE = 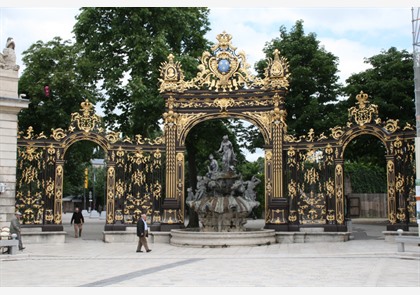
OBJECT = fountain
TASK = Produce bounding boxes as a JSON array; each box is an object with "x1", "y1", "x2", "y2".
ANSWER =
[{"x1": 170, "y1": 135, "x2": 276, "y2": 247}]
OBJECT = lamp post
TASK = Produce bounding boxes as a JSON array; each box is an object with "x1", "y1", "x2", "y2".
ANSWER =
[
  {"x1": 89, "y1": 191, "x2": 92, "y2": 213},
  {"x1": 84, "y1": 167, "x2": 88, "y2": 210},
  {"x1": 93, "y1": 169, "x2": 96, "y2": 211}
]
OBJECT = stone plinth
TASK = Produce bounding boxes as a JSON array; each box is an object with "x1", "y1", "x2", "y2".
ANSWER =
[
  {"x1": 0, "y1": 68, "x2": 29, "y2": 227},
  {"x1": 170, "y1": 229, "x2": 276, "y2": 247},
  {"x1": 0, "y1": 68, "x2": 19, "y2": 98}
]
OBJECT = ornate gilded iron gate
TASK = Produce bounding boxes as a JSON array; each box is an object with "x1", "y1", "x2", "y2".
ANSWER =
[
  {"x1": 15, "y1": 32, "x2": 416, "y2": 232},
  {"x1": 282, "y1": 94, "x2": 416, "y2": 231},
  {"x1": 16, "y1": 100, "x2": 165, "y2": 231},
  {"x1": 157, "y1": 32, "x2": 416, "y2": 232}
]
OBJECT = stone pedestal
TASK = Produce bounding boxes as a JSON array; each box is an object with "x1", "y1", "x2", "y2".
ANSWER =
[
  {"x1": 0, "y1": 68, "x2": 29, "y2": 228},
  {"x1": 0, "y1": 68, "x2": 19, "y2": 98}
]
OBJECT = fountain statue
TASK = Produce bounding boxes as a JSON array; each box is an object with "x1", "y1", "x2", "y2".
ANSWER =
[{"x1": 186, "y1": 135, "x2": 260, "y2": 232}]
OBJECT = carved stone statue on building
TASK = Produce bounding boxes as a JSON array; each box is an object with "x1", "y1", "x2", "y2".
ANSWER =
[{"x1": 0, "y1": 37, "x2": 19, "y2": 71}]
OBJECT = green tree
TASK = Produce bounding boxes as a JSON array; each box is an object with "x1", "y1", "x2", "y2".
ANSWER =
[
  {"x1": 18, "y1": 37, "x2": 103, "y2": 201},
  {"x1": 340, "y1": 48, "x2": 414, "y2": 193},
  {"x1": 255, "y1": 20, "x2": 343, "y2": 138},
  {"x1": 18, "y1": 37, "x2": 101, "y2": 135},
  {"x1": 73, "y1": 7, "x2": 211, "y2": 138},
  {"x1": 342, "y1": 47, "x2": 414, "y2": 127}
]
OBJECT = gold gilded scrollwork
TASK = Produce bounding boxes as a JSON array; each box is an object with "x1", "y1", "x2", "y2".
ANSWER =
[
  {"x1": 284, "y1": 134, "x2": 300, "y2": 142},
  {"x1": 187, "y1": 31, "x2": 256, "y2": 92},
  {"x1": 298, "y1": 190, "x2": 326, "y2": 224},
  {"x1": 255, "y1": 49, "x2": 290, "y2": 90},
  {"x1": 330, "y1": 126, "x2": 344, "y2": 140},
  {"x1": 176, "y1": 113, "x2": 206, "y2": 142},
  {"x1": 348, "y1": 91, "x2": 378, "y2": 126},
  {"x1": 288, "y1": 179, "x2": 297, "y2": 199},
  {"x1": 214, "y1": 98, "x2": 235, "y2": 112},
  {"x1": 45, "y1": 178, "x2": 55, "y2": 199},
  {"x1": 387, "y1": 160, "x2": 397, "y2": 224},
  {"x1": 287, "y1": 147, "x2": 296, "y2": 167},
  {"x1": 70, "y1": 99, "x2": 101, "y2": 133},
  {"x1": 51, "y1": 128, "x2": 67, "y2": 141},
  {"x1": 106, "y1": 131, "x2": 121, "y2": 144},
  {"x1": 288, "y1": 210, "x2": 297, "y2": 222},
  {"x1": 243, "y1": 111, "x2": 272, "y2": 140},
  {"x1": 305, "y1": 168, "x2": 319, "y2": 185},
  {"x1": 158, "y1": 53, "x2": 192, "y2": 93},
  {"x1": 22, "y1": 126, "x2": 34, "y2": 139},
  {"x1": 163, "y1": 96, "x2": 179, "y2": 126},
  {"x1": 384, "y1": 119, "x2": 400, "y2": 133}
]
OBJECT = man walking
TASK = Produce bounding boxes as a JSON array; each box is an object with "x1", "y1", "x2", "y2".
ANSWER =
[
  {"x1": 70, "y1": 207, "x2": 84, "y2": 238},
  {"x1": 136, "y1": 213, "x2": 151, "y2": 253},
  {"x1": 10, "y1": 211, "x2": 24, "y2": 250}
]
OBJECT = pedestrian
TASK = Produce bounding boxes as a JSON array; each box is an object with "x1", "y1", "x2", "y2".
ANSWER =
[
  {"x1": 136, "y1": 213, "x2": 152, "y2": 253},
  {"x1": 10, "y1": 211, "x2": 25, "y2": 250},
  {"x1": 70, "y1": 207, "x2": 84, "y2": 238}
]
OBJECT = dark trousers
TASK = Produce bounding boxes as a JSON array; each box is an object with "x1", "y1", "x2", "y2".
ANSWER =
[{"x1": 13, "y1": 232, "x2": 23, "y2": 250}]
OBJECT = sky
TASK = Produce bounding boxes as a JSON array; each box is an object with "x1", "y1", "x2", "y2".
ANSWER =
[
  {"x1": 1, "y1": 0, "x2": 419, "y2": 160},
  {"x1": 1, "y1": 1, "x2": 419, "y2": 83}
]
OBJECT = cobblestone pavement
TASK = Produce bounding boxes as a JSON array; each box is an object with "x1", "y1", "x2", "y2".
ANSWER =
[{"x1": 1, "y1": 215, "x2": 419, "y2": 292}]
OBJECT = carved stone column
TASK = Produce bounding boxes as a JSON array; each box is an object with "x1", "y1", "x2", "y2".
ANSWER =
[{"x1": 0, "y1": 41, "x2": 29, "y2": 227}]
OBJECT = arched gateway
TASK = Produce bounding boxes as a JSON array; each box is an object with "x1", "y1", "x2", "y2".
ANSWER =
[{"x1": 16, "y1": 32, "x2": 417, "y2": 235}]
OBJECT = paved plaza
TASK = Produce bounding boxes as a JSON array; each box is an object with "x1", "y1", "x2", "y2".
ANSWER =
[{"x1": 0, "y1": 215, "x2": 419, "y2": 290}]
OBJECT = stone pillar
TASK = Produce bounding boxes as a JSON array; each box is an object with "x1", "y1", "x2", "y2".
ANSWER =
[{"x1": 0, "y1": 63, "x2": 29, "y2": 227}]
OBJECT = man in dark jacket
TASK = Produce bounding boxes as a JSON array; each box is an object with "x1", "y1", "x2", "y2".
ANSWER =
[
  {"x1": 10, "y1": 211, "x2": 24, "y2": 250},
  {"x1": 70, "y1": 207, "x2": 84, "y2": 238},
  {"x1": 136, "y1": 213, "x2": 151, "y2": 253}
]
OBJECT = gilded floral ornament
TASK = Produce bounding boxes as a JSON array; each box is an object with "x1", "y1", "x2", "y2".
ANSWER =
[
  {"x1": 163, "y1": 96, "x2": 179, "y2": 125},
  {"x1": 329, "y1": 126, "x2": 344, "y2": 140},
  {"x1": 384, "y1": 119, "x2": 400, "y2": 133},
  {"x1": 191, "y1": 31, "x2": 256, "y2": 92},
  {"x1": 158, "y1": 54, "x2": 192, "y2": 93},
  {"x1": 348, "y1": 91, "x2": 378, "y2": 126},
  {"x1": 51, "y1": 128, "x2": 67, "y2": 141},
  {"x1": 22, "y1": 126, "x2": 34, "y2": 139},
  {"x1": 214, "y1": 98, "x2": 235, "y2": 112},
  {"x1": 106, "y1": 131, "x2": 121, "y2": 144},
  {"x1": 403, "y1": 122, "x2": 414, "y2": 130},
  {"x1": 270, "y1": 93, "x2": 287, "y2": 125},
  {"x1": 254, "y1": 49, "x2": 290, "y2": 90},
  {"x1": 70, "y1": 99, "x2": 101, "y2": 133}
]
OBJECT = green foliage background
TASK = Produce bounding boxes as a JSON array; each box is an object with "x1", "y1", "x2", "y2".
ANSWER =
[{"x1": 344, "y1": 162, "x2": 387, "y2": 194}]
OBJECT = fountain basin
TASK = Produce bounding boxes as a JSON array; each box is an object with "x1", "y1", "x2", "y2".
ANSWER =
[{"x1": 170, "y1": 228, "x2": 276, "y2": 247}]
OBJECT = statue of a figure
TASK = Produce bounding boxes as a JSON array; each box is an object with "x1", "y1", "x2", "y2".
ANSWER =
[
  {"x1": 0, "y1": 37, "x2": 19, "y2": 71},
  {"x1": 207, "y1": 154, "x2": 219, "y2": 178},
  {"x1": 186, "y1": 187, "x2": 195, "y2": 202},
  {"x1": 195, "y1": 176, "x2": 207, "y2": 200},
  {"x1": 244, "y1": 175, "x2": 261, "y2": 201},
  {"x1": 217, "y1": 135, "x2": 236, "y2": 172}
]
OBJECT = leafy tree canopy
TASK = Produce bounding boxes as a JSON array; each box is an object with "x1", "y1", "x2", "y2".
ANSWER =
[
  {"x1": 18, "y1": 37, "x2": 101, "y2": 135},
  {"x1": 73, "y1": 7, "x2": 211, "y2": 138},
  {"x1": 342, "y1": 47, "x2": 415, "y2": 127},
  {"x1": 255, "y1": 20, "x2": 343, "y2": 137}
]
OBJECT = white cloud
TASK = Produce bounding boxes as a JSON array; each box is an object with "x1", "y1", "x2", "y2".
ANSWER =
[
  {"x1": 1, "y1": 6, "x2": 415, "y2": 82},
  {"x1": 0, "y1": 7, "x2": 80, "y2": 73},
  {"x1": 319, "y1": 37, "x2": 375, "y2": 84}
]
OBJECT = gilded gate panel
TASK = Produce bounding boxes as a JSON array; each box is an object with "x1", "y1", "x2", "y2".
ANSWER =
[
  {"x1": 16, "y1": 99, "x2": 166, "y2": 228},
  {"x1": 15, "y1": 32, "x2": 417, "y2": 232}
]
